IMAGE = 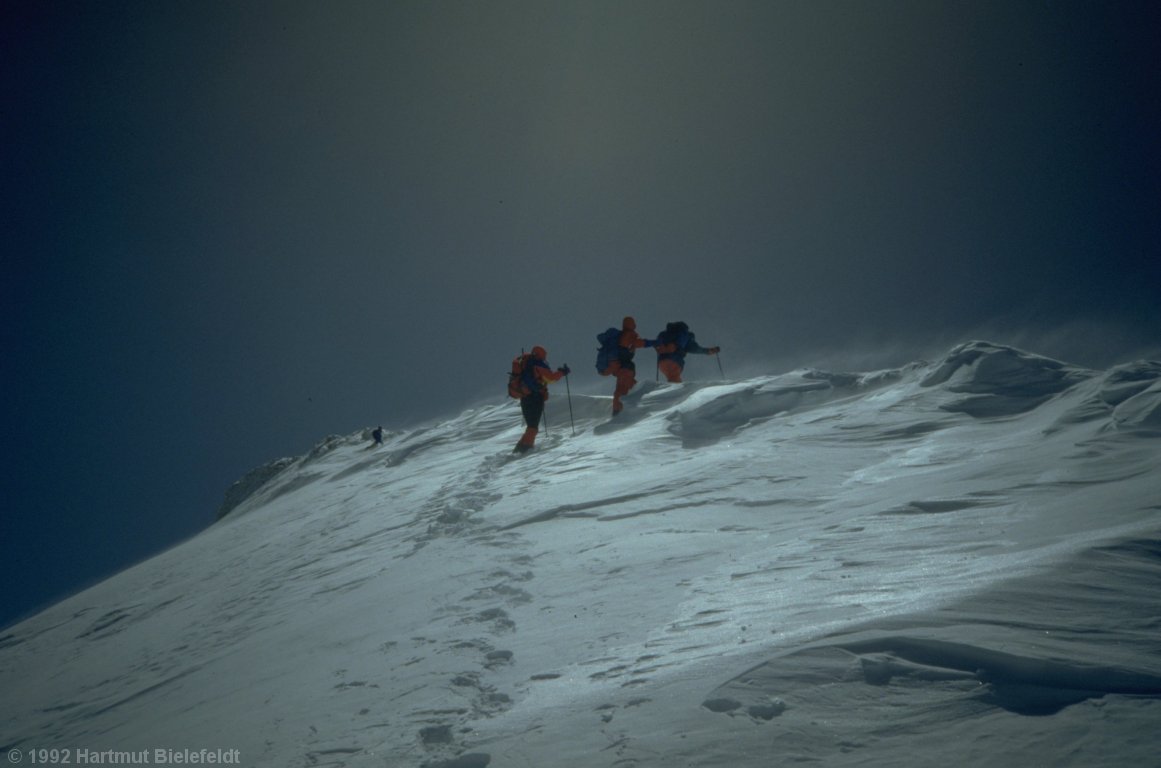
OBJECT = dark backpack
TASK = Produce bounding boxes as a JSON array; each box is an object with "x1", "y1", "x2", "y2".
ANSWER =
[
  {"x1": 661, "y1": 321, "x2": 691, "y2": 354},
  {"x1": 595, "y1": 327, "x2": 621, "y2": 373},
  {"x1": 508, "y1": 353, "x2": 533, "y2": 399}
]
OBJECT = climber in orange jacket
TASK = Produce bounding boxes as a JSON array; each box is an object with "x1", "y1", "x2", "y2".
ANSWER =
[
  {"x1": 597, "y1": 316, "x2": 656, "y2": 415},
  {"x1": 512, "y1": 346, "x2": 570, "y2": 453}
]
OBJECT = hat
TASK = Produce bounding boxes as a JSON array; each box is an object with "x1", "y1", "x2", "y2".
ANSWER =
[
  {"x1": 531, "y1": 345, "x2": 547, "y2": 360},
  {"x1": 622, "y1": 316, "x2": 637, "y2": 331}
]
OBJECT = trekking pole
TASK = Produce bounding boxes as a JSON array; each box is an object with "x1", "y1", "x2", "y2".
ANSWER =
[
  {"x1": 564, "y1": 371, "x2": 576, "y2": 436},
  {"x1": 716, "y1": 352, "x2": 725, "y2": 379}
]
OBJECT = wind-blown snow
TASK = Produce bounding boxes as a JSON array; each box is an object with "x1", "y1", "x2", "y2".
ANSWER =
[{"x1": 2, "y1": 342, "x2": 1159, "y2": 767}]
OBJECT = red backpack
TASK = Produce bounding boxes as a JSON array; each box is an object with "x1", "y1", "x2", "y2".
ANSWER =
[{"x1": 507, "y1": 353, "x2": 533, "y2": 399}]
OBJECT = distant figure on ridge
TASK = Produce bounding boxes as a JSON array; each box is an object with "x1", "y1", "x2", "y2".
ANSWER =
[
  {"x1": 654, "y1": 321, "x2": 720, "y2": 383},
  {"x1": 371, "y1": 426, "x2": 384, "y2": 446},
  {"x1": 595, "y1": 316, "x2": 656, "y2": 416},
  {"x1": 508, "y1": 346, "x2": 570, "y2": 454}
]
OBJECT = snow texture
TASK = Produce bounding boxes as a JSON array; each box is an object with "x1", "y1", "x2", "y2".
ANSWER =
[{"x1": 2, "y1": 341, "x2": 1160, "y2": 767}]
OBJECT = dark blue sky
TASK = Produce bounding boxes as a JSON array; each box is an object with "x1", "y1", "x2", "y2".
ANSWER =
[{"x1": 3, "y1": 1, "x2": 1159, "y2": 628}]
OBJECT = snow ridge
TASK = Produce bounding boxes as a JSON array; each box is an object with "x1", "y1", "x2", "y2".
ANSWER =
[{"x1": 3, "y1": 342, "x2": 1161, "y2": 768}]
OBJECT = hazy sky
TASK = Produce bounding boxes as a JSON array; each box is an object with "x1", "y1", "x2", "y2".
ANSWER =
[{"x1": 3, "y1": 0, "x2": 1159, "y2": 627}]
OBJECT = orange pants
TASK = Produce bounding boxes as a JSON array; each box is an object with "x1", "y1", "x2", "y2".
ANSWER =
[
  {"x1": 516, "y1": 426, "x2": 538, "y2": 451},
  {"x1": 516, "y1": 393, "x2": 544, "y2": 451},
  {"x1": 658, "y1": 359, "x2": 683, "y2": 383},
  {"x1": 605, "y1": 363, "x2": 637, "y2": 414}
]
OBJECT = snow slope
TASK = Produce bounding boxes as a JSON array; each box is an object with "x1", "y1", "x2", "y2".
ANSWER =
[{"x1": 2, "y1": 341, "x2": 1160, "y2": 767}]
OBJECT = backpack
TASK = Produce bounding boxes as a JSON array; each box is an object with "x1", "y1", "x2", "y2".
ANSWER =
[
  {"x1": 661, "y1": 321, "x2": 691, "y2": 354},
  {"x1": 508, "y1": 353, "x2": 533, "y2": 399},
  {"x1": 595, "y1": 327, "x2": 621, "y2": 373}
]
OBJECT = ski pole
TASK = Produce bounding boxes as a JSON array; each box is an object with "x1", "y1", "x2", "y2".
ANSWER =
[
  {"x1": 716, "y1": 352, "x2": 725, "y2": 379},
  {"x1": 564, "y1": 371, "x2": 576, "y2": 436}
]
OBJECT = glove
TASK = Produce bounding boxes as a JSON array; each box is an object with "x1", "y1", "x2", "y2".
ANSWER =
[
  {"x1": 559, "y1": 364, "x2": 571, "y2": 375},
  {"x1": 709, "y1": 347, "x2": 721, "y2": 355}
]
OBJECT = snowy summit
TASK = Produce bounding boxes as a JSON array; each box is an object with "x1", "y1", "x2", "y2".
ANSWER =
[{"x1": 3, "y1": 341, "x2": 1160, "y2": 767}]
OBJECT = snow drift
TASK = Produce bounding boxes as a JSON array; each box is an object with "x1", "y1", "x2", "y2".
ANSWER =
[{"x1": 2, "y1": 341, "x2": 1160, "y2": 767}]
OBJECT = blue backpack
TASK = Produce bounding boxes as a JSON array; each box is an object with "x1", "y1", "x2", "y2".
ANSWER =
[
  {"x1": 595, "y1": 327, "x2": 621, "y2": 373},
  {"x1": 658, "y1": 322, "x2": 691, "y2": 359}
]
